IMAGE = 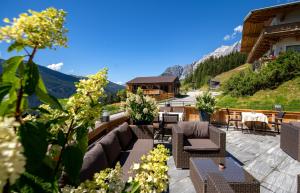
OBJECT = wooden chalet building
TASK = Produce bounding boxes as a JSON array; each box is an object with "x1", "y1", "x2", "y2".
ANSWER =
[
  {"x1": 126, "y1": 76, "x2": 180, "y2": 100},
  {"x1": 241, "y1": 1, "x2": 300, "y2": 63}
]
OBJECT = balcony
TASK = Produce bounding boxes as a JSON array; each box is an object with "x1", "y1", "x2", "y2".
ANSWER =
[{"x1": 247, "y1": 22, "x2": 300, "y2": 63}]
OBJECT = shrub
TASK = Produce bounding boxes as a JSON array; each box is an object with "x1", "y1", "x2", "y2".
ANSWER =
[
  {"x1": 195, "y1": 92, "x2": 216, "y2": 114},
  {"x1": 223, "y1": 51, "x2": 300, "y2": 96},
  {"x1": 123, "y1": 88, "x2": 158, "y2": 124}
]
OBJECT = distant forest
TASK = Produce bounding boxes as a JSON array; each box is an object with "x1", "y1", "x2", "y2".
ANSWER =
[{"x1": 183, "y1": 52, "x2": 247, "y2": 88}]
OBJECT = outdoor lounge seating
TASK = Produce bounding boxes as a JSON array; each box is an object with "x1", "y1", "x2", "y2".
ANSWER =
[
  {"x1": 79, "y1": 122, "x2": 154, "y2": 182},
  {"x1": 280, "y1": 122, "x2": 300, "y2": 161},
  {"x1": 207, "y1": 173, "x2": 234, "y2": 193},
  {"x1": 172, "y1": 121, "x2": 226, "y2": 168}
]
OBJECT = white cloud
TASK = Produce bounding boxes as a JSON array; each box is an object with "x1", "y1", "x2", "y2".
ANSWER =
[
  {"x1": 47, "y1": 62, "x2": 63, "y2": 71},
  {"x1": 116, "y1": 81, "x2": 123, "y2": 85},
  {"x1": 223, "y1": 35, "x2": 231, "y2": 41},
  {"x1": 223, "y1": 25, "x2": 243, "y2": 41},
  {"x1": 234, "y1": 25, "x2": 243, "y2": 33}
]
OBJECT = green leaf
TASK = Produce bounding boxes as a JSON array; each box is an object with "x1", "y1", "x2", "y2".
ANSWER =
[
  {"x1": 7, "y1": 42, "x2": 25, "y2": 52},
  {"x1": 75, "y1": 124, "x2": 88, "y2": 154},
  {"x1": 57, "y1": 130, "x2": 66, "y2": 146},
  {"x1": 62, "y1": 145, "x2": 84, "y2": 184},
  {"x1": 19, "y1": 121, "x2": 48, "y2": 173},
  {"x1": 35, "y1": 86, "x2": 62, "y2": 110},
  {"x1": 2, "y1": 56, "x2": 24, "y2": 83},
  {"x1": 24, "y1": 61, "x2": 39, "y2": 95},
  {"x1": 0, "y1": 84, "x2": 17, "y2": 116},
  {"x1": 0, "y1": 82, "x2": 12, "y2": 102},
  {"x1": 12, "y1": 172, "x2": 54, "y2": 193}
]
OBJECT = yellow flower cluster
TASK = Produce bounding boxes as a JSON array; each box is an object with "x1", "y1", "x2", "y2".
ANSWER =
[
  {"x1": 0, "y1": 117, "x2": 26, "y2": 191},
  {"x1": 130, "y1": 144, "x2": 169, "y2": 193},
  {"x1": 66, "y1": 68, "x2": 108, "y2": 125},
  {"x1": 0, "y1": 7, "x2": 67, "y2": 49},
  {"x1": 40, "y1": 69, "x2": 108, "y2": 134},
  {"x1": 62, "y1": 163, "x2": 124, "y2": 193}
]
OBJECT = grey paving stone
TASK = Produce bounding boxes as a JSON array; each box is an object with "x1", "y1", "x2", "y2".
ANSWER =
[{"x1": 166, "y1": 127, "x2": 300, "y2": 193}]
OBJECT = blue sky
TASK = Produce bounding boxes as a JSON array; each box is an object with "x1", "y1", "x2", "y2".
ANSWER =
[{"x1": 0, "y1": 0, "x2": 293, "y2": 84}]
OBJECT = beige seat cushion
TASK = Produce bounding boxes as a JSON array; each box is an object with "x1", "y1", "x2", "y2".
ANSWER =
[{"x1": 184, "y1": 139, "x2": 219, "y2": 151}]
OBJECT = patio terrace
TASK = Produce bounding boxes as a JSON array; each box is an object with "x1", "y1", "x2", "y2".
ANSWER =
[{"x1": 167, "y1": 127, "x2": 300, "y2": 193}]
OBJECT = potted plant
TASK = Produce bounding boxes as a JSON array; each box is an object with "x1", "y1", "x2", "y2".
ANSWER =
[
  {"x1": 196, "y1": 92, "x2": 216, "y2": 122},
  {"x1": 123, "y1": 88, "x2": 158, "y2": 138}
]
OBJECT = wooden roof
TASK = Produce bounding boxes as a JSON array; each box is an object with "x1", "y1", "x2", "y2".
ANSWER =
[
  {"x1": 241, "y1": 1, "x2": 300, "y2": 54},
  {"x1": 127, "y1": 76, "x2": 178, "y2": 84}
]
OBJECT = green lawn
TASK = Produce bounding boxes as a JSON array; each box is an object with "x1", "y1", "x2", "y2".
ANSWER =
[
  {"x1": 104, "y1": 103, "x2": 122, "y2": 115},
  {"x1": 217, "y1": 77, "x2": 300, "y2": 112}
]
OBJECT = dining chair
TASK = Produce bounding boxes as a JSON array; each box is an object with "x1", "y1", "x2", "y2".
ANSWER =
[
  {"x1": 152, "y1": 115, "x2": 161, "y2": 139},
  {"x1": 172, "y1": 107, "x2": 185, "y2": 121},
  {"x1": 226, "y1": 108, "x2": 243, "y2": 131},
  {"x1": 269, "y1": 111, "x2": 285, "y2": 134},
  {"x1": 159, "y1": 106, "x2": 172, "y2": 112},
  {"x1": 162, "y1": 113, "x2": 179, "y2": 141}
]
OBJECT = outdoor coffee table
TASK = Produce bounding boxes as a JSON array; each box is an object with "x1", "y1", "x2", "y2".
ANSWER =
[{"x1": 190, "y1": 157, "x2": 260, "y2": 193}]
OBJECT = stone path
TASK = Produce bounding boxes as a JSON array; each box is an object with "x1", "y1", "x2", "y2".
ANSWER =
[{"x1": 168, "y1": 128, "x2": 300, "y2": 193}]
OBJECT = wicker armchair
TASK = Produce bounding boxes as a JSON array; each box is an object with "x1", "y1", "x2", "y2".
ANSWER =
[
  {"x1": 281, "y1": 122, "x2": 300, "y2": 161},
  {"x1": 207, "y1": 173, "x2": 234, "y2": 193},
  {"x1": 172, "y1": 121, "x2": 226, "y2": 168}
]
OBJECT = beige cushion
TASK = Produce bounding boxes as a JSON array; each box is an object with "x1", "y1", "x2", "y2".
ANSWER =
[
  {"x1": 184, "y1": 139, "x2": 219, "y2": 151},
  {"x1": 179, "y1": 121, "x2": 209, "y2": 138}
]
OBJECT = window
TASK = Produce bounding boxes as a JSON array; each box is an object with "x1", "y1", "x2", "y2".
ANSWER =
[{"x1": 286, "y1": 45, "x2": 300, "y2": 52}]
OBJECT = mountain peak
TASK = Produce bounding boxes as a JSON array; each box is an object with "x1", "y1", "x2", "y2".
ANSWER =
[{"x1": 161, "y1": 41, "x2": 241, "y2": 79}]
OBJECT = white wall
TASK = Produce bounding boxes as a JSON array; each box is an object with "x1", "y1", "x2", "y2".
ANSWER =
[{"x1": 272, "y1": 37, "x2": 300, "y2": 56}]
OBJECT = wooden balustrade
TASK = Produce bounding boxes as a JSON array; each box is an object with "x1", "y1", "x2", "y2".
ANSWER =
[{"x1": 88, "y1": 114, "x2": 129, "y2": 144}]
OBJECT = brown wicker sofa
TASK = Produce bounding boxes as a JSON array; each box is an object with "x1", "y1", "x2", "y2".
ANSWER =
[
  {"x1": 281, "y1": 122, "x2": 300, "y2": 161},
  {"x1": 79, "y1": 122, "x2": 154, "y2": 182},
  {"x1": 172, "y1": 121, "x2": 226, "y2": 168}
]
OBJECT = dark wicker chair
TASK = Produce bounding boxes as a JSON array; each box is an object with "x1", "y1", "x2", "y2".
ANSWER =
[
  {"x1": 280, "y1": 122, "x2": 300, "y2": 161},
  {"x1": 269, "y1": 111, "x2": 285, "y2": 134},
  {"x1": 207, "y1": 173, "x2": 234, "y2": 193},
  {"x1": 226, "y1": 108, "x2": 243, "y2": 131},
  {"x1": 162, "y1": 113, "x2": 179, "y2": 141},
  {"x1": 172, "y1": 121, "x2": 226, "y2": 168}
]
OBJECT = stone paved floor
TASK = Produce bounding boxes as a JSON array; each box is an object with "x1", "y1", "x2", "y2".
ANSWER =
[{"x1": 167, "y1": 127, "x2": 300, "y2": 193}]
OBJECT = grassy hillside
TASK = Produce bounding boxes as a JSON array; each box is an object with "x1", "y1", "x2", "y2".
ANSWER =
[
  {"x1": 217, "y1": 77, "x2": 300, "y2": 111},
  {"x1": 213, "y1": 63, "x2": 250, "y2": 84}
]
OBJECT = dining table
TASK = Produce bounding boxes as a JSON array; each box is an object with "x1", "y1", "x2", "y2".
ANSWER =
[{"x1": 241, "y1": 112, "x2": 268, "y2": 131}]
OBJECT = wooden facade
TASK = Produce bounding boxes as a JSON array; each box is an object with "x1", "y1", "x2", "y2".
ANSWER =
[
  {"x1": 241, "y1": 1, "x2": 300, "y2": 63},
  {"x1": 126, "y1": 76, "x2": 180, "y2": 101}
]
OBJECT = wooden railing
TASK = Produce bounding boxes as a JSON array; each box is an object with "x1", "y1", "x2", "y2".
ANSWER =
[
  {"x1": 143, "y1": 89, "x2": 161, "y2": 95},
  {"x1": 265, "y1": 22, "x2": 300, "y2": 34},
  {"x1": 183, "y1": 106, "x2": 300, "y2": 124},
  {"x1": 88, "y1": 114, "x2": 129, "y2": 144}
]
